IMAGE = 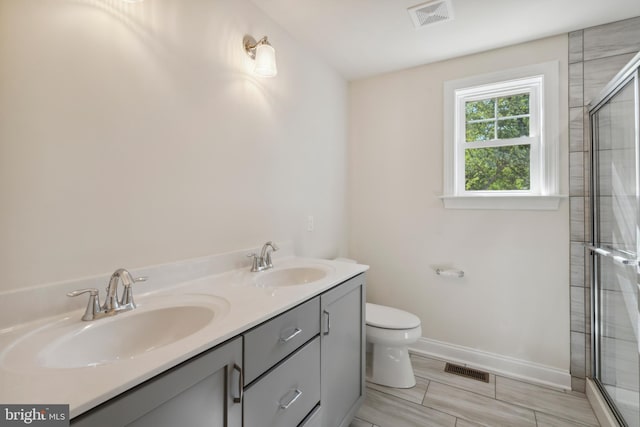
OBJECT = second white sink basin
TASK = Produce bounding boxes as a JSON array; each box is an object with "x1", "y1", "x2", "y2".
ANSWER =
[
  {"x1": 1, "y1": 294, "x2": 229, "y2": 371},
  {"x1": 254, "y1": 266, "x2": 332, "y2": 288}
]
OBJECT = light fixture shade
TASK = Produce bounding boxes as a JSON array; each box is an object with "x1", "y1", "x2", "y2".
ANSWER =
[{"x1": 253, "y1": 43, "x2": 277, "y2": 77}]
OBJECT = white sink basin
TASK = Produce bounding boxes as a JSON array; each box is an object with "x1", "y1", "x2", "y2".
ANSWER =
[
  {"x1": 254, "y1": 266, "x2": 332, "y2": 288},
  {"x1": 1, "y1": 294, "x2": 229, "y2": 371},
  {"x1": 40, "y1": 306, "x2": 213, "y2": 369}
]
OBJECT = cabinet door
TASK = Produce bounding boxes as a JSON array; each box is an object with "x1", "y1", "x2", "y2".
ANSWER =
[
  {"x1": 320, "y1": 274, "x2": 365, "y2": 427},
  {"x1": 72, "y1": 337, "x2": 243, "y2": 427}
]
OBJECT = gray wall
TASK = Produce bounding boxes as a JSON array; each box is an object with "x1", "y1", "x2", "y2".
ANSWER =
[{"x1": 568, "y1": 16, "x2": 640, "y2": 392}]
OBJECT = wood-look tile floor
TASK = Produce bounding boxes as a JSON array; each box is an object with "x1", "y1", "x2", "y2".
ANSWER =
[{"x1": 350, "y1": 354, "x2": 600, "y2": 427}]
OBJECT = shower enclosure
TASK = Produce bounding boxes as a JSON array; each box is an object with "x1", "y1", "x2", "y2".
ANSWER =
[{"x1": 589, "y1": 52, "x2": 640, "y2": 427}]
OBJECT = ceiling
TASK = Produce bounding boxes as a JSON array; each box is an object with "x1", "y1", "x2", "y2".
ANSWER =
[{"x1": 249, "y1": 0, "x2": 640, "y2": 80}]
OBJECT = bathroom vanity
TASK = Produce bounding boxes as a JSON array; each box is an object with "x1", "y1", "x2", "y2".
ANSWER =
[
  {"x1": 71, "y1": 274, "x2": 365, "y2": 427},
  {"x1": 0, "y1": 250, "x2": 366, "y2": 427}
]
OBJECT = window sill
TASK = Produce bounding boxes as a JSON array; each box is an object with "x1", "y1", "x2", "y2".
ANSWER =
[{"x1": 440, "y1": 194, "x2": 566, "y2": 210}]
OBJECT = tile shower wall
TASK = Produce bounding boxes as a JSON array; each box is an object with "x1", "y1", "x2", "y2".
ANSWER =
[{"x1": 568, "y1": 16, "x2": 640, "y2": 392}]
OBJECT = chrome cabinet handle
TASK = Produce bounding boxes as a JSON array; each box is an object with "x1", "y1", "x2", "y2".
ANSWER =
[
  {"x1": 279, "y1": 328, "x2": 302, "y2": 343},
  {"x1": 231, "y1": 364, "x2": 243, "y2": 404},
  {"x1": 279, "y1": 389, "x2": 302, "y2": 410},
  {"x1": 323, "y1": 310, "x2": 330, "y2": 336}
]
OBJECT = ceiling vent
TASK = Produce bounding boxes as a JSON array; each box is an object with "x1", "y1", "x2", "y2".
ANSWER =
[{"x1": 407, "y1": 0, "x2": 454, "y2": 29}]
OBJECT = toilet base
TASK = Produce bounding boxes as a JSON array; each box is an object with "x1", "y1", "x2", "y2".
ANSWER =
[{"x1": 367, "y1": 344, "x2": 416, "y2": 389}]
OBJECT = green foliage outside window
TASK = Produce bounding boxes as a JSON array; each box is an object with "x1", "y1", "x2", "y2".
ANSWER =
[
  {"x1": 465, "y1": 146, "x2": 530, "y2": 191},
  {"x1": 464, "y1": 93, "x2": 531, "y2": 191}
]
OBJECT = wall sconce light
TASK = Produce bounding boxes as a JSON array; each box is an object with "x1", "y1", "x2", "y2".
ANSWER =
[{"x1": 243, "y1": 35, "x2": 277, "y2": 78}]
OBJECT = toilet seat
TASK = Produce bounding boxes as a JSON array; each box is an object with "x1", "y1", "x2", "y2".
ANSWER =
[{"x1": 366, "y1": 303, "x2": 420, "y2": 330}]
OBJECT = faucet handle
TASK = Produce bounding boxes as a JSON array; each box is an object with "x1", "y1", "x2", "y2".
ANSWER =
[
  {"x1": 265, "y1": 251, "x2": 275, "y2": 269},
  {"x1": 246, "y1": 253, "x2": 262, "y2": 272},
  {"x1": 67, "y1": 288, "x2": 98, "y2": 298},
  {"x1": 120, "y1": 276, "x2": 148, "y2": 308},
  {"x1": 67, "y1": 288, "x2": 101, "y2": 321}
]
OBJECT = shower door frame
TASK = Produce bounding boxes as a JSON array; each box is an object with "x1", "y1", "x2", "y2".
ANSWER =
[{"x1": 589, "y1": 52, "x2": 640, "y2": 427}]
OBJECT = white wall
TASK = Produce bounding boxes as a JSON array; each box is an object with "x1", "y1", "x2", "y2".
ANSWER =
[
  {"x1": 0, "y1": 0, "x2": 347, "y2": 292},
  {"x1": 349, "y1": 35, "x2": 570, "y2": 370}
]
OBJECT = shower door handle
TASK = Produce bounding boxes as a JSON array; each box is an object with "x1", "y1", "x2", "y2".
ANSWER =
[{"x1": 586, "y1": 245, "x2": 638, "y2": 266}]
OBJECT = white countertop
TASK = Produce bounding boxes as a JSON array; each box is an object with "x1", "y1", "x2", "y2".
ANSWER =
[{"x1": 0, "y1": 256, "x2": 368, "y2": 418}]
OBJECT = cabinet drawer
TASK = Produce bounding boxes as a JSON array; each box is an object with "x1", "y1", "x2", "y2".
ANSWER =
[
  {"x1": 244, "y1": 297, "x2": 320, "y2": 385},
  {"x1": 244, "y1": 337, "x2": 320, "y2": 427},
  {"x1": 299, "y1": 405, "x2": 322, "y2": 427}
]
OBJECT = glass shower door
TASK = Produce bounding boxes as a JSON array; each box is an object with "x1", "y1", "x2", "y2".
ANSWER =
[{"x1": 591, "y1": 72, "x2": 639, "y2": 427}]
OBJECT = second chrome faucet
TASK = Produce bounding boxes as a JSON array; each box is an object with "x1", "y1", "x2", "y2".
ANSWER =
[{"x1": 247, "y1": 241, "x2": 279, "y2": 272}]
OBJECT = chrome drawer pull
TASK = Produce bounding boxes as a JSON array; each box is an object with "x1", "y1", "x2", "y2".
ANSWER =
[
  {"x1": 231, "y1": 364, "x2": 243, "y2": 404},
  {"x1": 279, "y1": 389, "x2": 302, "y2": 410},
  {"x1": 323, "y1": 310, "x2": 330, "y2": 336},
  {"x1": 279, "y1": 328, "x2": 302, "y2": 343}
]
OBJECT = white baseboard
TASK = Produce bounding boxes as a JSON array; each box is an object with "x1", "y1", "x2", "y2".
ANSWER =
[
  {"x1": 586, "y1": 379, "x2": 622, "y2": 427},
  {"x1": 410, "y1": 337, "x2": 572, "y2": 390}
]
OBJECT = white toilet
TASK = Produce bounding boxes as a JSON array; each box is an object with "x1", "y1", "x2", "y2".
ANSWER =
[
  {"x1": 366, "y1": 302, "x2": 422, "y2": 388},
  {"x1": 333, "y1": 258, "x2": 422, "y2": 388}
]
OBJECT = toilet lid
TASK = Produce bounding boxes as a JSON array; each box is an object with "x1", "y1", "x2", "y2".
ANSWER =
[{"x1": 366, "y1": 303, "x2": 421, "y2": 330}]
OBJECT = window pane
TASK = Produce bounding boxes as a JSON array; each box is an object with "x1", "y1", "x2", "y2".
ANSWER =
[
  {"x1": 497, "y1": 94, "x2": 529, "y2": 117},
  {"x1": 465, "y1": 145, "x2": 530, "y2": 191},
  {"x1": 497, "y1": 117, "x2": 529, "y2": 139},
  {"x1": 466, "y1": 121, "x2": 495, "y2": 142},
  {"x1": 465, "y1": 99, "x2": 495, "y2": 121}
]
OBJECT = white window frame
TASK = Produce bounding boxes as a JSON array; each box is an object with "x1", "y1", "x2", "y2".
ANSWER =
[{"x1": 442, "y1": 61, "x2": 564, "y2": 210}]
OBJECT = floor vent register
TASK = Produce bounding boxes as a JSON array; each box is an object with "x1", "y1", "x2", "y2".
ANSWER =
[{"x1": 444, "y1": 363, "x2": 490, "y2": 383}]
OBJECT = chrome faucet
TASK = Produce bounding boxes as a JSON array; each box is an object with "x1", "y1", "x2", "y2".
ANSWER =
[
  {"x1": 67, "y1": 268, "x2": 147, "y2": 321},
  {"x1": 260, "y1": 241, "x2": 278, "y2": 269},
  {"x1": 247, "y1": 241, "x2": 279, "y2": 272},
  {"x1": 104, "y1": 268, "x2": 147, "y2": 312}
]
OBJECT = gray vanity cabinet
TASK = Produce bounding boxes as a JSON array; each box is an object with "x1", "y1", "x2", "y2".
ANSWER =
[
  {"x1": 70, "y1": 272, "x2": 366, "y2": 427},
  {"x1": 320, "y1": 274, "x2": 366, "y2": 427},
  {"x1": 242, "y1": 273, "x2": 365, "y2": 427},
  {"x1": 71, "y1": 337, "x2": 243, "y2": 427}
]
